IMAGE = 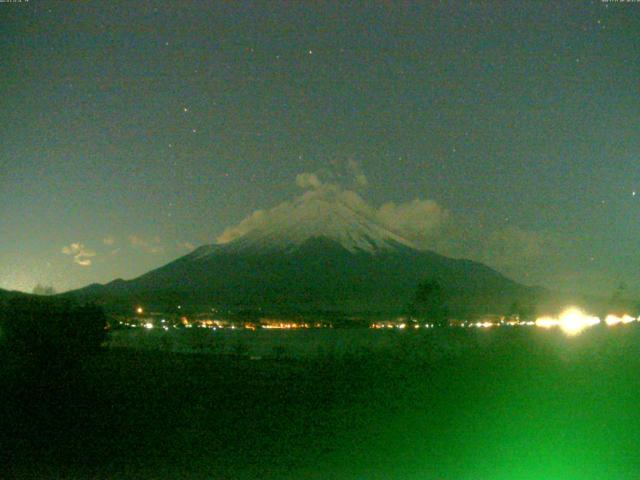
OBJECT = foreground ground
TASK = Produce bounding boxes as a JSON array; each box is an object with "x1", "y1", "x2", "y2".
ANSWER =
[{"x1": 2, "y1": 326, "x2": 640, "y2": 479}]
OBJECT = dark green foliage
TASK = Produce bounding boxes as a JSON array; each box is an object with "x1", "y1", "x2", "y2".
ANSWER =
[
  {"x1": 508, "y1": 300, "x2": 535, "y2": 320},
  {"x1": 32, "y1": 284, "x2": 57, "y2": 296},
  {"x1": 0, "y1": 297, "x2": 107, "y2": 366},
  {"x1": 408, "y1": 279, "x2": 449, "y2": 325}
]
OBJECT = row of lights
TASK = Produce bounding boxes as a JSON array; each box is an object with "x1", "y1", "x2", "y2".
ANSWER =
[
  {"x1": 534, "y1": 308, "x2": 637, "y2": 336},
  {"x1": 134, "y1": 306, "x2": 637, "y2": 337},
  {"x1": 371, "y1": 308, "x2": 638, "y2": 337}
]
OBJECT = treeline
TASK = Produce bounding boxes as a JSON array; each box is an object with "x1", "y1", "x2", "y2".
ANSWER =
[{"x1": 0, "y1": 297, "x2": 107, "y2": 368}]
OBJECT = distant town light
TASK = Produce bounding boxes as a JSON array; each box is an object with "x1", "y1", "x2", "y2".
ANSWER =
[
  {"x1": 560, "y1": 308, "x2": 600, "y2": 335},
  {"x1": 536, "y1": 307, "x2": 600, "y2": 336},
  {"x1": 535, "y1": 316, "x2": 558, "y2": 329},
  {"x1": 136, "y1": 307, "x2": 144, "y2": 314},
  {"x1": 622, "y1": 315, "x2": 635, "y2": 324},
  {"x1": 144, "y1": 322, "x2": 153, "y2": 329},
  {"x1": 605, "y1": 314, "x2": 636, "y2": 326},
  {"x1": 605, "y1": 314, "x2": 622, "y2": 326}
]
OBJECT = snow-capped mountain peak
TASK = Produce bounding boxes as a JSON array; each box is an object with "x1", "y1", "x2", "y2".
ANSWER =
[{"x1": 215, "y1": 188, "x2": 417, "y2": 254}]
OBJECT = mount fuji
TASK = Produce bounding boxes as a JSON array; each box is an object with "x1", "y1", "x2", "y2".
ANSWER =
[{"x1": 65, "y1": 189, "x2": 538, "y2": 317}]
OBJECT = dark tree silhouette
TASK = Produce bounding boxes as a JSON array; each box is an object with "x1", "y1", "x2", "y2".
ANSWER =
[
  {"x1": 408, "y1": 279, "x2": 449, "y2": 326},
  {"x1": 508, "y1": 300, "x2": 535, "y2": 321},
  {"x1": 609, "y1": 282, "x2": 627, "y2": 312},
  {"x1": 0, "y1": 297, "x2": 107, "y2": 368},
  {"x1": 32, "y1": 284, "x2": 57, "y2": 296}
]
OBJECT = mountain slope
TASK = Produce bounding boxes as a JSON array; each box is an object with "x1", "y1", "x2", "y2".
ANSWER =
[{"x1": 64, "y1": 189, "x2": 540, "y2": 317}]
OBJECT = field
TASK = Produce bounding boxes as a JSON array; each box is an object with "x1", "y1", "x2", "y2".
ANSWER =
[{"x1": 2, "y1": 326, "x2": 640, "y2": 479}]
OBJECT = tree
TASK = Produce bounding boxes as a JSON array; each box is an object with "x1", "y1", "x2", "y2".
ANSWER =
[
  {"x1": 0, "y1": 297, "x2": 107, "y2": 368},
  {"x1": 408, "y1": 279, "x2": 449, "y2": 326},
  {"x1": 609, "y1": 282, "x2": 627, "y2": 313},
  {"x1": 508, "y1": 300, "x2": 535, "y2": 321},
  {"x1": 32, "y1": 284, "x2": 56, "y2": 296}
]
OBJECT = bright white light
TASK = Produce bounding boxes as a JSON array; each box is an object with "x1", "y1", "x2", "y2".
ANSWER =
[
  {"x1": 144, "y1": 322, "x2": 153, "y2": 329},
  {"x1": 535, "y1": 307, "x2": 600, "y2": 336},
  {"x1": 535, "y1": 316, "x2": 558, "y2": 329},
  {"x1": 558, "y1": 308, "x2": 599, "y2": 336},
  {"x1": 606, "y1": 314, "x2": 636, "y2": 326},
  {"x1": 605, "y1": 314, "x2": 622, "y2": 326},
  {"x1": 472, "y1": 322, "x2": 493, "y2": 328}
]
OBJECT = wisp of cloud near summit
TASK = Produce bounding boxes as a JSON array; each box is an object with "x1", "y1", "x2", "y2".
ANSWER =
[
  {"x1": 216, "y1": 165, "x2": 552, "y2": 281},
  {"x1": 61, "y1": 243, "x2": 96, "y2": 267}
]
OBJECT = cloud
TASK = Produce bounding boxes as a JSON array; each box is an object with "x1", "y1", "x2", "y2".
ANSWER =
[
  {"x1": 347, "y1": 159, "x2": 368, "y2": 188},
  {"x1": 217, "y1": 210, "x2": 267, "y2": 244},
  {"x1": 178, "y1": 241, "x2": 196, "y2": 251},
  {"x1": 377, "y1": 199, "x2": 448, "y2": 246},
  {"x1": 130, "y1": 235, "x2": 164, "y2": 254},
  {"x1": 295, "y1": 172, "x2": 323, "y2": 190},
  {"x1": 217, "y1": 173, "x2": 448, "y2": 247},
  {"x1": 354, "y1": 174, "x2": 368, "y2": 188},
  {"x1": 476, "y1": 227, "x2": 573, "y2": 278},
  {"x1": 102, "y1": 236, "x2": 116, "y2": 246},
  {"x1": 61, "y1": 243, "x2": 82, "y2": 255},
  {"x1": 296, "y1": 161, "x2": 369, "y2": 192},
  {"x1": 216, "y1": 171, "x2": 568, "y2": 290},
  {"x1": 61, "y1": 242, "x2": 96, "y2": 267},
  {"x1": 481, "y1": 227, "x2": 545, "y2": 269}
]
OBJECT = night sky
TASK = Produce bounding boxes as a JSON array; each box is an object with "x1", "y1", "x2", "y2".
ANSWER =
[{"x1": 2, "y1": 1, "x2": 639, "y2": 296}]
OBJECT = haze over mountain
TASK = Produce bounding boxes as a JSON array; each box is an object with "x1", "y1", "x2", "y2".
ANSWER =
[{"x1": 65, "y1": 186, "x2": 540, "y2": 318}]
